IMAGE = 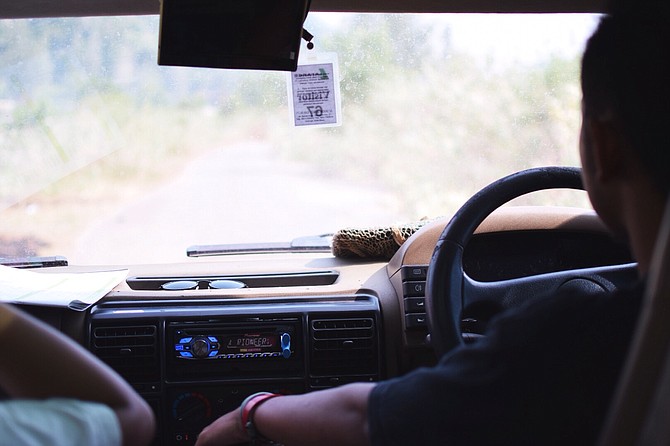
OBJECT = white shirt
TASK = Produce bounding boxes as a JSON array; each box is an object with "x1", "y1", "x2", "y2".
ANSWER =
[{"x1": 0, "y1": 398, "x2": 121, "y2": 446}]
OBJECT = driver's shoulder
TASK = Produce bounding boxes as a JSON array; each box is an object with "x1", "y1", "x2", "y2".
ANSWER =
[{"x1": 486, "y1": 279, "x2": 644, "y2": 348}]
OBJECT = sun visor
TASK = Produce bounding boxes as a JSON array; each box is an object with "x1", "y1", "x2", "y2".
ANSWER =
[{"x1": 158, "y1": 0, "x2": 310, "y2": 71}]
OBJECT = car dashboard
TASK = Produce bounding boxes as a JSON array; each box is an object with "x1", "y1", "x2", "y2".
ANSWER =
[{"x1": 16, "y1": 206, "x2": 633, "y2": 446}]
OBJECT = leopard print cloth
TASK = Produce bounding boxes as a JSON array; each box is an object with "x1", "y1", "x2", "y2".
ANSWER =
[{"x1": 331, "y1": 220, "x2": 431, "y2": 260}]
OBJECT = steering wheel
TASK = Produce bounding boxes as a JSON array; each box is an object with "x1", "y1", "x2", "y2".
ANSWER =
[{"x1": 425, "y1": 166, "x2": 638, "y2": 357}]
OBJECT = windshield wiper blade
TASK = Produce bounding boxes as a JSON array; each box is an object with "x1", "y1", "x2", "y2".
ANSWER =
[
  {"x1": 0, "y1": 255, "x2": 68, "y2": 269},
  {"x1": 186, "y1": 234, "x2": 332, "y2": 257}
]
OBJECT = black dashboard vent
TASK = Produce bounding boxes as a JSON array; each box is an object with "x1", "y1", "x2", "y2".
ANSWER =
[
  {"x1": 91, "y1": 323, "x2": 160, "y2": 385},
  {"x1": 309, "y1": 317, "x2": 378, "y2": 379}
]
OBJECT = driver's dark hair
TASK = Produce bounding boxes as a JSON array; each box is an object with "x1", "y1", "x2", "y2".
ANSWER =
[{"x1": 581, "y1": 3, "x2": 670, "y2": 197}]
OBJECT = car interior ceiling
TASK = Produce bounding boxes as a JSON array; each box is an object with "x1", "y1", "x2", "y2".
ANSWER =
[{"x1": 0, "y1": 0, "x2": 607, "y2": 18}]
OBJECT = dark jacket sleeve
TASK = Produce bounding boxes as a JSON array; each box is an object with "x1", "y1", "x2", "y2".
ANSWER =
[{"x1": 368, "y1": 283, "x2": 642, "y2": 446}]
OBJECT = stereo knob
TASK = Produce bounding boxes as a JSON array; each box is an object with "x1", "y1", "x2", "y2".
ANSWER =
[
  {"x1": 173, "y1": 392, "x2": 212, "y2": 428},
  {"x1": 192, "y1": 337, "x2": 210, "y2": 358}
]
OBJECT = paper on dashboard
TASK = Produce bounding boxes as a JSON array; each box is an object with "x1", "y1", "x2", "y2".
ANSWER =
[{"x1": 0, "y1": 265, "x2": 127, "y2": 311}]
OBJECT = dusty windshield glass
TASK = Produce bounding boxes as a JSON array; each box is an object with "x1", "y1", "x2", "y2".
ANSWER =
[{"x1": 0, "y1": 13, "x2": 598, "y2": 265}]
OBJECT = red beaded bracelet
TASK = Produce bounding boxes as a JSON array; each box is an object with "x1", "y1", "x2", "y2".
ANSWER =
[{"x1": 240, "y1": 392, "x2": 282, "y2": 445}]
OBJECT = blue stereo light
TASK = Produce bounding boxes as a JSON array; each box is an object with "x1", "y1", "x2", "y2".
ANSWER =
[
  {"x1": 208, "y1": 350, "x2": 218, "y2": 357},
  {"x1": 179, "y1": 337, "x2": 193, "y2": 344},
  {"x1": 174, "y1": 344, "x2": 184, "y2": 351},
  {"x1": 281, "y1": 333, "x2": 291, "y2": 358},
  {"x1": 179, "y1": 351, "x2": 194, "y2": 358}
]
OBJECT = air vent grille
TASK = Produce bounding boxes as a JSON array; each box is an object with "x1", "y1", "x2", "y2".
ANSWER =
[
  {"x1": 91, "y1": 323, "x2": 160, "y2": 384},
  {"x1": 310, "y1": 317, "x2": 378, "y2": 378}
]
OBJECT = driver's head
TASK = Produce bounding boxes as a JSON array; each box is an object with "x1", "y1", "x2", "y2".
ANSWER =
[{"x1": 579, "y1": 3, "x2": 670, "y2": 236}]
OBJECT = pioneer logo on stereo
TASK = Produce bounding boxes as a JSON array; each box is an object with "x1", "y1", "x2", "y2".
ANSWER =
[{"x1": 226, "y1": 334, "x2": 275, "y2": 351}]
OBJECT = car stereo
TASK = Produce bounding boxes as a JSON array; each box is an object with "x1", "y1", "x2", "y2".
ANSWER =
[
  {"x1": 173, "y1": 324, "x2": 293, "y2": 360},
  {"x1": 166, "y1": 318, "x2": 303, "y2": 381}
]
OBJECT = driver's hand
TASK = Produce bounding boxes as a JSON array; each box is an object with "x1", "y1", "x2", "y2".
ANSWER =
[{"x1": 195, "y1": 409, "x2": 248, "y2": 446}]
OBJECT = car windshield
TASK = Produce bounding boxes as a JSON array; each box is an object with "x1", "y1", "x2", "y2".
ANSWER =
[{"x1": 0, "y1": 13, "x2": 599, "y2": 265}]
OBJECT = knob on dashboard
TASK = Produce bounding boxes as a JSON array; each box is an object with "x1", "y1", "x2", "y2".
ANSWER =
[
  {"x1": 173, "y1": 391, "x2": 212, "y2": 428},
  {"x1": 192, "y1": 337, "x2": 210, "y2": 358}
]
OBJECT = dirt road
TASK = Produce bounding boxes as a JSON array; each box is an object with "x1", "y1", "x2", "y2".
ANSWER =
[{"x1": 72, "y1": 143, "x2": 401, "y2": 264}]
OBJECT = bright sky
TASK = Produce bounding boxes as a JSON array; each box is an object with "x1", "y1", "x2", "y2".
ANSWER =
[
  {"x1": 435, "y1": 14, "x2": 601, "y2": 68},
  {"x1": 309, "y1": 13, "x2": 601, "y2": 69}
]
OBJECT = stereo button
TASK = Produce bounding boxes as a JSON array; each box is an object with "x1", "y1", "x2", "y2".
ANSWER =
[{"x1": 281, "y1": 333, "x2": 291, "y2": 359}]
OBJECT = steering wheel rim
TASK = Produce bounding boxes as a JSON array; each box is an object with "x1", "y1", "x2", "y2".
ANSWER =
[{"x1": 425, "y1": 166, "x2": 585, "y2": 357}]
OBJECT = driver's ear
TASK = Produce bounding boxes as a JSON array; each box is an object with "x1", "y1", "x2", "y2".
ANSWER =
[{"x1": 585, "y1": 117, "x2": 627, "y2": 183}]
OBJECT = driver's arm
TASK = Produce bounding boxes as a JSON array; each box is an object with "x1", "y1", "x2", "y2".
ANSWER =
[{"x1": 195, "y1": 382, "x2": 375, "y2": 446}]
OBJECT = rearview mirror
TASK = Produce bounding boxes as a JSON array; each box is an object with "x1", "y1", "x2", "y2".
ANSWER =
[{"x1": 158, "y1": 0, "x2": 310, "y2": 71}]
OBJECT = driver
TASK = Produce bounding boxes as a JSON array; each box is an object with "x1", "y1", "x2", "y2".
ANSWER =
[{"x1": 195, "y1": 3, "x2": 670, "y2": 445}]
